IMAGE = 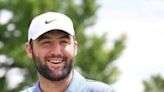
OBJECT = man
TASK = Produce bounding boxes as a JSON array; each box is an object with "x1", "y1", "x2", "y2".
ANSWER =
[{"x1": 22, "y1": 12, "x2": 114, "y2": 92}]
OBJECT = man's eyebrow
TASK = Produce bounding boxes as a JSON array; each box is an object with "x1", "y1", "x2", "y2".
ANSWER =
[
  {"x1": 37, "y1": 35, "x2": 50, "y2": 42},
  {"x1": 59, "y1": 35, "x2": 71, "y2": 39}
]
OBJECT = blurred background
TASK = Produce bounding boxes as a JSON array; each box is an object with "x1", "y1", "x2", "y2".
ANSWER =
[{"x1": 0, "y1": 0, "x2": 164, "y2": 92}]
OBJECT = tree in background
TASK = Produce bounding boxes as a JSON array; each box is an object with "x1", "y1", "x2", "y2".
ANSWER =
[
  {"x1": 143, "y1": 74, "x2": 164, "y2": 92},
  {"x1": 0, "y1": 0, "x2": 125, "y2": 91}
]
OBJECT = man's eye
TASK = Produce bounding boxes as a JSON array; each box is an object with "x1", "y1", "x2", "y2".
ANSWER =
[
  {"x1": 60, "y1": 40, "x2": 69, "y2": 45},
  {"x1": 40, "y1": 41, "x2": 51, "y2": 45}
]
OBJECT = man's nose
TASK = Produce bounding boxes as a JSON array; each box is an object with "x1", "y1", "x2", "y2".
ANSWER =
[{"x1": 50, "y1": 43, "x2": 62, "y2": 56}]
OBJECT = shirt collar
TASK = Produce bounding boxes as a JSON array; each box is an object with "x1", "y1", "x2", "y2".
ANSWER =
[
  {"x1": 34, "y1": 82, "x2": 41, "y2": 92},
  {"x1": 65, "y1": 70, "x2": 86, "y2": 92},
  {"x1": 35, "y1": 70, "x2": 86, "y2": 92}
]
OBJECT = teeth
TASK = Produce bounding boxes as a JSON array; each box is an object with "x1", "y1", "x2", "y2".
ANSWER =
[
  {"x1": 50, "y1": 61, "x2": 61, "y2": 63},
  {"x1": 48, "y1": 58, "x2": 63, "y2": 64}
]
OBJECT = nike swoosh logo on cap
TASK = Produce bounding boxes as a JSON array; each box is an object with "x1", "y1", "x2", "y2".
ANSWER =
[{"x1": 45, "y1": 19, "x2": 56, "y2": 24}]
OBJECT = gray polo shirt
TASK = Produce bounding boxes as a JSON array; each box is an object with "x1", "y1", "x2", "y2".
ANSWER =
[{"x1": 21, "y1": 70, "x2": 114, "y2": 92}]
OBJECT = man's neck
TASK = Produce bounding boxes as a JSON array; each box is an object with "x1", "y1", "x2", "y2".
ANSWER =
[{"x1": 38, "y1": 71, "x2": 73, "y2": 92}]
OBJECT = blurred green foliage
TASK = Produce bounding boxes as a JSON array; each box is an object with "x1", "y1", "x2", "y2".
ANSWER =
[
  {"x1": 0, "y1": 0, "x2": 125, "y2": 91},
  {"x1": 143, "y1": 74, "x2": 164, "y2": 92}
]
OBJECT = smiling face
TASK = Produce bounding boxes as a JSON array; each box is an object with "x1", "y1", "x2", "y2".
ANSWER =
[{"x1": 26, "y1": 30, "x2": 77, "y2": 81}]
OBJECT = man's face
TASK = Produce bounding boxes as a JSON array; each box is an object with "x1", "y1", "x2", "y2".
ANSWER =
[{"x1": 26, "y1": 30, "x2": 77, "y2": 81}]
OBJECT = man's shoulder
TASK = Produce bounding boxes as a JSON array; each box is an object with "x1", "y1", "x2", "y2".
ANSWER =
[
  {"x1": 72, "y1": 70, "x2": 114, "y2": 92},
  {"x1": 20, "y1": 86, "x2": 34, "y2": 92},
  {"x1": 19, "y1": 83, "x2": 40, "y2": 92},
  {"x1": 82, "y1": 79, "x2": 114, "y2": 92}
]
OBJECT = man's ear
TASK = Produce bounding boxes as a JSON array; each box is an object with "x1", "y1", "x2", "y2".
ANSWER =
[
  {"x1": 25, "y1": 42, "x2": 33, "y2": 59},
  {"x1": 74, "y1": 41, "x2": 77, "y2": 56}
]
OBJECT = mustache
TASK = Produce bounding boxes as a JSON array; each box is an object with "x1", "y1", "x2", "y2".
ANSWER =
[
  {"x1": 46, "y1": 52, "x2": 66, "y2": 58},
  {"x1": 45, "y1": 55, "x2": 66, "y2": 60}
]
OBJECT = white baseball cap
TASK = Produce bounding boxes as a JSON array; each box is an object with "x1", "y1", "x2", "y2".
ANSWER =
[{"x1": 28, "y1": 12, "x2": 75, "y2": 42}]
